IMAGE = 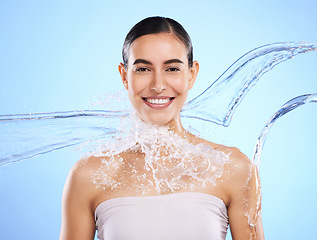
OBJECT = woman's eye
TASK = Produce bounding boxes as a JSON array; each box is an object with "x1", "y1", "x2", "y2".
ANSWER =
[
  {"x1": 136, "y1": 67, "x2": 149, "y2": 72},
  {"x1": 166, "y1": 67, "x2": 180, "y2": 72}
]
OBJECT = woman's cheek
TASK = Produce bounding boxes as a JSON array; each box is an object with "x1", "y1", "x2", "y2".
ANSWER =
[
  {"x1": 172, "y1": 77, "x2": 189, "y2": 93},
  {"x1": 130, "y1": 77, "x2": 148, "y2": 94}
]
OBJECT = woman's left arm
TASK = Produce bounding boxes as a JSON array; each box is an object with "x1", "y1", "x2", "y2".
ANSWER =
[{"x1": 226, "y1": 148, "x2": 264, "y2": 240}]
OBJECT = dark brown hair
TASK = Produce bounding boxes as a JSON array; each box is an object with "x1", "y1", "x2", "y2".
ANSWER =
[{"x1": 122, "y1": 16, "x2": 193, "y2": 68}]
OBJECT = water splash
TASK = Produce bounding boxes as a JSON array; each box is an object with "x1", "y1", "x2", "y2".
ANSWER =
[
  {"x1": 253, "y1": 93, "x2": 317, "y2": 168},
  {"x1": 0, "y1": 42, "x2": 316, "y2": 167},
  {"x1": 89, "y1": 112, "x2": 230, "y2": 194},
  {"x1": 0, "y1": 110, "x2": 128, "y2": 166},
  {"x1": 182, "y1": 42, "x2": 317, "y2": 126}
]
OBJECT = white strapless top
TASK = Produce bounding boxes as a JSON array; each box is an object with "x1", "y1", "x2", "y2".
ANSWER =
[{"x1": 95, "y1": 192, "x2": 229, "y2": 240}]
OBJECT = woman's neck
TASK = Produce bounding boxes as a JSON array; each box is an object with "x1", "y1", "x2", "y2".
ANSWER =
[{"x1": 165, "y1": 116, "x2": 187, "y2": 136}]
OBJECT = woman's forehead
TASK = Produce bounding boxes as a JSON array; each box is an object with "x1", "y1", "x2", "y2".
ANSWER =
[{"x1": 128, "y1": 33, "x2": 188, "y2": 63}]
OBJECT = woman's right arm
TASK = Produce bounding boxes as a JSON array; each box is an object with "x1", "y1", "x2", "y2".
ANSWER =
[{"x1": 59, "y1": 159, "x2": 96, "y2": 240}]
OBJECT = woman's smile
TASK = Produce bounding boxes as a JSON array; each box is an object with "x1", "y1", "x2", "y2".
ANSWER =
[{"x1": 142, "y1": 96, "x2": 175, "y2": 109}]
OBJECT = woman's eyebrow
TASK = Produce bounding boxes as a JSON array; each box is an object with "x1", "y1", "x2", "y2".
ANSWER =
[
  {"x1": 133, "y1": 59, "x2": 152, "y2": 65},
  {"x1": 164, "y1": 59, "x2": 184, "y2": 64}
]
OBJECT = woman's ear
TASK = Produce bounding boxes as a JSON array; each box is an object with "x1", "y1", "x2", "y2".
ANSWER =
[
  {"x1": 118, "y1": 63, "x2": 128, "y2": 90},
  {"x1": 188, "y1": 61, "x2": 199, "y2": 90}
]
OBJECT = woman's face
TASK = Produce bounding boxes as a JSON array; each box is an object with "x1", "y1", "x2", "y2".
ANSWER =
[{"x1": 119, "y1": 33, "x2": 199, "y2": 126}]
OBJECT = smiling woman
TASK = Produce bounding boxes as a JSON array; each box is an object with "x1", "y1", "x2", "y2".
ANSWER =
[
  {"x1": 59, "y1": 16, "x2": 264, "y2": 240},
  {"x1": 119, "y1": 32, "x2": 199, "y2": 126}
]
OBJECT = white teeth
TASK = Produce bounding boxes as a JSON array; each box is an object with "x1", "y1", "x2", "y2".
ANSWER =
[{"x1": 145, "y1": 98, "x2": 171, "y2": 104}]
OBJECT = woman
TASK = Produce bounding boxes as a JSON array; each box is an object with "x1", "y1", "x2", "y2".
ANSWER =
[{"x1": 59, "y1": 16, "x2": 264, "y2": 240}]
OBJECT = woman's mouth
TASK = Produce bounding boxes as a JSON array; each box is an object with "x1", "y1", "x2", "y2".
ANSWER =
[{"x1": 142, "y1": 97, "x2": 175, "y2": 109}]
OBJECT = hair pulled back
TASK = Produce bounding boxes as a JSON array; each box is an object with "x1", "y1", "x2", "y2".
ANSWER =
[{"x1": 122, "y1": 16, "x2": 193, "y2": 68}]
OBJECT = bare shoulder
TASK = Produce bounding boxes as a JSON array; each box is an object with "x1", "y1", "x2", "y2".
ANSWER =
[
  {"x1": 217, "y1": 144, "x2": 254, "y2": 185},
  {"x1": 63, "y1": 155, "x2": 108, "y2": 204},
  {"x1": 226, "y1": 146, "x2": 253, "y2": 176},
  {"x1": 189, "y1": 133, "x2": 253, "y2": 181},
  {"x1": 189, "y1": 132, "x2": 249, "y2": 159},
  {"x1": 68, "y1": 156, "x2": 102, "y2": 185}
]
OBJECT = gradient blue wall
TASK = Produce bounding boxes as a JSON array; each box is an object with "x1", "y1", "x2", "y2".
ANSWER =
[{"x1": 0, "y1": 0, "x2": 316, "y2": 239}]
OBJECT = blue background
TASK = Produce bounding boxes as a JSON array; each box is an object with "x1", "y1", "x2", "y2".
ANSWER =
[{"x1": 0, "y1": 0, "x2": 316, "y2": 239}]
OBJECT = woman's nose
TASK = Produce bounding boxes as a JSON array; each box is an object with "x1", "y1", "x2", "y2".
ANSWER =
[{"x1": 151, "y1": 73, "x2": 166, "y2": 93}]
